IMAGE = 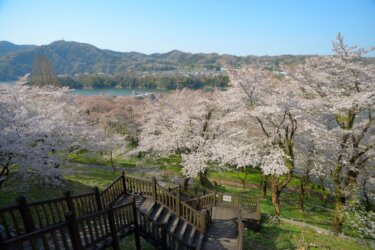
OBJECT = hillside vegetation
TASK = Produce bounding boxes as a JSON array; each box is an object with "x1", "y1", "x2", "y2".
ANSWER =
[{"x1": 0, "y1": 40, "x2": 309, "y2": 81}]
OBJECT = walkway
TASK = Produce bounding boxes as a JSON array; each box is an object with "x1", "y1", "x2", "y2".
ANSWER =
[{"x1": 202, "y1": 207, "x2": 239, "y2": 250}]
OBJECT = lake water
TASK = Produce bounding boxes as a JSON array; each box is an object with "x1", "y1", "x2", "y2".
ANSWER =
[
  {"x1": 0, "y1": 82, "x2": 169, "y2": 96},
  {"x1": 72, "y1": 88, "x2": 169, "y2": 96}
]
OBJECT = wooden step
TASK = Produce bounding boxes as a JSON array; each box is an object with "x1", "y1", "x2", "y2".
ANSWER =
[
  {"x1": 194, "y1": 232, "x2": 205, "y2": 250},
  {"x1": 177, "y1": 221, "x2": 188, "y2": 240},
  {"x1": 161, "y1": 211, "x2": 173, "y2": 225},
  {"x1": 183, "y1": 224, "x2": 193, "y2": 244},
  {"x1": 150, "y1": 205, "x2": 164, "y2": 221},
  {"x1": 187, "y1": 226, "x2": 197, "y2": 246},
  {"x1": 134, "y1": 196, "x2": 146, "y2": 208},
  {"x1": 172, "y1": 219, "x2": 185, "y2": 238},
  {"x1": 138, "y1": 198, "x2": 155, "y2": 215},
  {"x1": 169, "y1": 217, "x2": 181, "y2": 234},
  {"x1": 156, "y1": 208, "x2": 169, "y2": 224},
  {"x1": 165, "y1": 214, "x2": 177, "y2": 231}
]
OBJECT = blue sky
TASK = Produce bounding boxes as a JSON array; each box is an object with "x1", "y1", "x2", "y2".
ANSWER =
[{"x1": 0, "y1": 0, "x2": 374, "y2": 56}]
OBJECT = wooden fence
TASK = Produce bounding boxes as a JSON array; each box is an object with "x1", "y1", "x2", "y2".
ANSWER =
[
  {"x1": 123, "y1": 174, "x2": 208, "y2": 234},
  {"x1": 0, "y1": 189, "x2": 103, "y2": 240},
  {"x1": 1, "y1": 171, "x2": 259, "y2": 249},
  {"x1": 185, "y1": 192, "x2": 259, "y2": 210},
  {"x1": 0, "y1": 199, "x2": 138, "y2": 250},
  {"x1": 0, "y1": 172, "x2": 209, "y2": 249}
]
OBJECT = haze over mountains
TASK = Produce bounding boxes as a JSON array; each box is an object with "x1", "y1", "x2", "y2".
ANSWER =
[{"x1": 0, "y1": 40, "x2": 346, "y2": 81}]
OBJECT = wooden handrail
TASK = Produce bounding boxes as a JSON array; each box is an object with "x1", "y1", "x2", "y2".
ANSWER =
[
  {"x1": 1, "y1": 171, "x2": 261, "y2": 249},
  {"x1": 124, "y1": 175, "x2": 153, "y2": 197},
  {"x1": 156, "y1": 183, "x2": 207, "y2": 233},
  {"x1": 100, "y1": 175, "x2": 125, "y2": 209},
  {"x1": 1, "y1": 201, "x2": 137, "y2": 250}
]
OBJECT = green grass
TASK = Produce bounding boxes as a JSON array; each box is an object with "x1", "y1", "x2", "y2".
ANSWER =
[
  {"x1": 118, "y1": 235, "x2": 155, "y2": 250},
  {"x1": 208, "y1": 168, "x2": 262, "y2": 185},
  {"x1": 67, "y1": 151, "x2": 138, "y2": 168},
  {"x1": 0, "y1": 164, "x2": 124, "y2": 207},
  {"x1": 0, "y1": 177, "x2": 95, "y2": 207},
  {"x1": 244, "y1": 221, "x2": 372, "y2": 250}
]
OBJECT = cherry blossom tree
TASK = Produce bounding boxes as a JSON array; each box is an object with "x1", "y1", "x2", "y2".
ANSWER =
[
  {"x1": 221, "y1": 66, "x2": 304, "y2": 216},
  {"x1": 293, "y1": 138, "x2": 318, "y2": 210},
  {"x1": 287, "y1": 33, "x2": 375, "y2": 232},
  {"x1": 0, "y1": 77, "x2": 109, "y2": 187},
  {"x1": 138, "y1": 89, "x2": 228, "y2": 185},
  {"x1": 75, "y1": 95, "x2": 145, "y2": 145}
]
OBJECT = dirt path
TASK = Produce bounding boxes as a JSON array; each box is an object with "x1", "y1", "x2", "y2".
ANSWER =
[{"x1": 210, "y1": 177, "x2": 259, "y2": 189}]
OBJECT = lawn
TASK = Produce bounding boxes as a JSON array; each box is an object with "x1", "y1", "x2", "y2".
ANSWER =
[{"x1": 245, "y1": 221, "x2": 372, "y2": 250}]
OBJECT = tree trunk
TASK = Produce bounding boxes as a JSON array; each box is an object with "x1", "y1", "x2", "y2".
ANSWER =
[
  {"x1": 322, "y1": 187, "x2": 328, "y2": 206},
  {"x1": 183, "y1": 177, "x2": 190, "y2": 191},
  {"x1": 0, "y1": 165, "x2": 10, "y2": 189},
  {"x1": 332, "y1": 162, "x2": 345, "y2": 233},
  {"x1": 271, "y1": 176, "x2": 281, "y2": 217},
  {"x1": 298, "y1": 179, "x2": 305, "y2": 210},
  {"x1": 319, "y1": 178, "x2": 328, "y2": 206},
  {"x1": 332, "y1": 197, "x2": 345, "y2": 233},
  {"x1": 110, "y1": 151, "x2": 115, "y2": 174},
  {"x1": 260, "y1": 174, "x2": 268, "y2": 197},
  {"x1": 262, "y1": 177, "x2": 268, "y2": 197},
  {"x1": 199, "y1": 169, "x2": 211, "y2": 187}
]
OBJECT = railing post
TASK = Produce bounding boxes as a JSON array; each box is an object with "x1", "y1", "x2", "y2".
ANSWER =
[
  {"x1": 108, "y1": 203, "x2": 120, "y2": 250},
  {"x1": 64, "y1": 191, "x2": 75, "y2": 213},
  {"x1": 160, "y1": 224, "x2": 167, "y2": 249},
  {"x1": 152, "y1": 177, "x2": 157, "y2": 202},
  {"x1": 176, "y1": 193, "x2": 180, "y2": 217},
  {"x1": 65, "y1": 211, "x2": 82, "y2": 250},
  {"x1": 200, "y1": 211, "x2": 207, "y2": 234},
  {"x1": 0, "y1": 232, "x2": 5, "y2": 250},
  {"x1": 237, "y1": 208, "x2": 243, "y2": 249},
  {"x1": 93, "y1": 187, "x2": 103, "y2": 211},
  {"x1": 15, "y1": 196, "x2": 35, "y2": 233},
  {"x1": 197, "y1": 196, "x2": 201, "y2": 210},
  {"x1": 214, "y1": 192, "x2": 217, "y2": 206},
  {"x1": 122, "y1": 170, "x2": 127, "y2": 194},
  {"x1": 131, "y1": 196, "x2": 142, "y2": 250},
  {"x1": 179, "y1": 184, "x2": 182, "y2": 195}
]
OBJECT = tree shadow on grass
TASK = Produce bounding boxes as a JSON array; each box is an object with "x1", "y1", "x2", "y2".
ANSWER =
[
  {"x1": 245, "y1": 217, "x2": 295, "y2": 250},
  {"x1": 0, "y1": 176, "x2": 97, "y2": 207}
]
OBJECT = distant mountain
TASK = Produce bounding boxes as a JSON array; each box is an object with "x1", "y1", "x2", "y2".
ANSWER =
[
  {"x1": 0, "y1": 41, "x2": 36, "y2": 56},
  {"x1": 0, "y1": 40, "x2": 311, "y2": 81}
]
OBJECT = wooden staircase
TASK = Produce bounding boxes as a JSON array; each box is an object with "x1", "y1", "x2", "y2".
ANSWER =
[
  {"x1": 139, "y1": 198, "x2": 204, "y2": 249},
  {"x1": 0, "y1": 172, "x2": 261, "y2": 250},
  {"x1": 116, "y1": 194, "x2": 205, "y2": 249}
]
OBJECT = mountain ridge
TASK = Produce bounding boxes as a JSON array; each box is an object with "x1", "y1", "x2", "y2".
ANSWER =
[{"x1": 0, "y1": 40, "x2": 317, "y2": 81}]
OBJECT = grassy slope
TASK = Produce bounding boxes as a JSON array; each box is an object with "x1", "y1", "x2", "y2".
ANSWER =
[
  {"x1": 0, "y1": 152, "x2": 372, "y2": 249},
  {"x1": 245, "y1": 222, "x2": 371, "y2": 250}
]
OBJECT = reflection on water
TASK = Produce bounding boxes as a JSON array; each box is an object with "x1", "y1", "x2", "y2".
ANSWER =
[
  {"x1": 0, "y1": 82, "x2": 169, "y2": 96},
  {"x1": 72, "y1": 88, "x2": 169, "y2": 96}
]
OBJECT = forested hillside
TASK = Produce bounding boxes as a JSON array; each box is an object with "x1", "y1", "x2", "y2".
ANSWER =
[{"x1": 0, "y1": 40, "x2": 309, "y2": 82}]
